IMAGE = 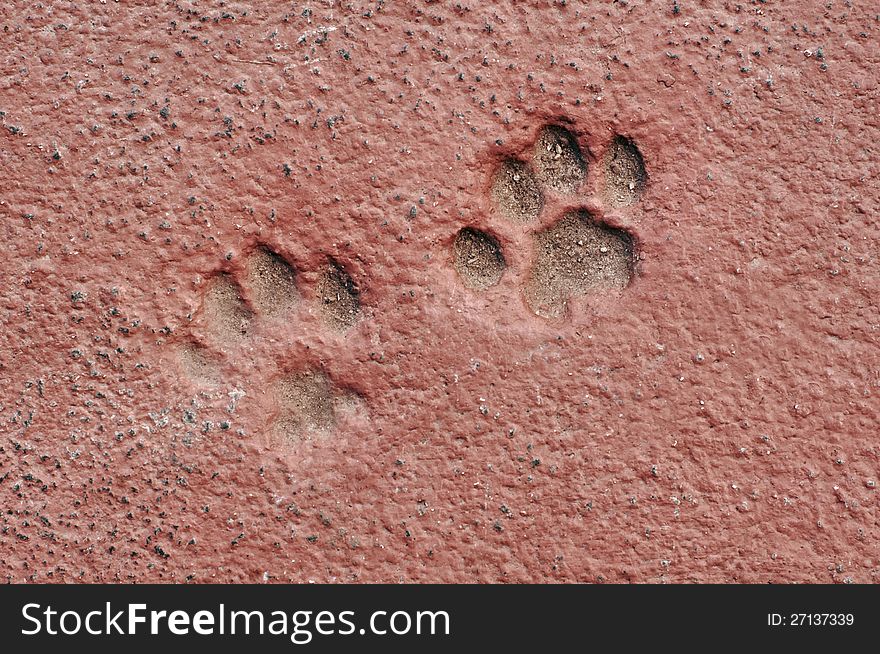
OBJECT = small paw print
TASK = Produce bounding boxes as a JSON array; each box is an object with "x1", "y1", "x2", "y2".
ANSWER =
[
  {"x1": 175, "y1": 244, "x2": 365, "y2": 446},
  {"x1": 454, "y1": 123, "x2": 647, "y2": 319}
]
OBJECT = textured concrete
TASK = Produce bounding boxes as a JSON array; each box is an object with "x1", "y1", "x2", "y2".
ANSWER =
[{"x1": 1, "y1": 1, "x2": 878, "y2": 583}]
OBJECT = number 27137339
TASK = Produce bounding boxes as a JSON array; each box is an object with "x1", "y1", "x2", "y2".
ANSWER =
[{"x1": 768, "y1": 613, "x2": 854, "y2": 626}]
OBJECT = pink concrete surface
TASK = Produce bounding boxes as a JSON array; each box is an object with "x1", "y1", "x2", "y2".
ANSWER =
[{"x1": 1, "y1": 1, "x2": 878, "y2": 582}]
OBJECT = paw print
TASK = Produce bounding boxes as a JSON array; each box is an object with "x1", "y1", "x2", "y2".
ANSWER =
[
  {"x1": 176, "y1": 244, "x2": 364, "y2": 446},
  {"x1": 453, "y1": 124, "x2": 647, "y2": 319}
]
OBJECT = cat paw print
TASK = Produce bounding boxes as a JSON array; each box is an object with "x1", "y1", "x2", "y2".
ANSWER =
[
  {"x1": 453, "y1": 124, "x2": 647, "y2": 319},
  {"x1": 176, "y1": 244, "x2": 364, "y2": 446}
]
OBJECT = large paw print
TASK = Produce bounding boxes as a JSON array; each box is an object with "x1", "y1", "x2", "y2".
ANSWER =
[
  {"x1": 453, "y1": 124, "x2": 647, "y2": 319},
  {"x1": 176, "y1": 244, "x2": 363, "y2": 445}
]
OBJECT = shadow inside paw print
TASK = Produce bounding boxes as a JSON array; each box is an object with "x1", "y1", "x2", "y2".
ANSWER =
[
  {"x1": 527, "y1": 211, "x2": 633, "y2": 318},
  {"x1": 202, "y1": 273, "x2": 253, "y2": 341},
  {"x1": 245, "y1": 246, "x2": 300, "y2": 318},
  {"x1": 317, "y1": 259, "x2": 362, "y2": 332},
  {"x1": 455, "y1": 122, "x2": 647, "y2": 319},
  {"x1": 532, "y1": 125, "x2": 587, "y2": 193},
  {"x1": 175, "y1": 244, "x2": 363, "y2": 445},
  {"x1": 272, "y1": 368, "x2": 363, "y2": 444},
  {"x1": 453, "y1": 227, "x2": 506, "y2": 291},
  {"x1": 491, "y1": 159, "x2": 544, "y2": 224},
  {"x1": 604, "y1": 136, "x2": 647, "y2": 208}
]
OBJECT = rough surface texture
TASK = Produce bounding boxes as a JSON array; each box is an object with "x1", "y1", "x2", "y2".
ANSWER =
[{"x1": 1, "y1": 1, "x2": 878, "y2": 583}]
